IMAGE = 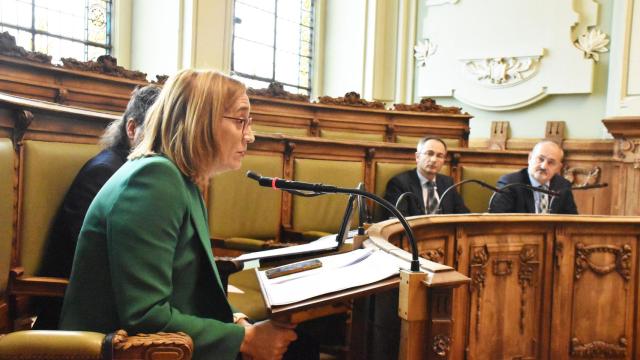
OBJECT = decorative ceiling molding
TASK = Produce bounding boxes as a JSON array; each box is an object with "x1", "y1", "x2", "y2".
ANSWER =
[
  {"x1": 453, "y1": 87, "x2": 548, "y2": 111},
  {"x1": 425, "y1": 0, "x2": 459, "y2": 6},
  {"x1": 574, "y1": 27, "x2": 610, "y2": 63},
  {"x1": 459, "y1": 54, "x2": 544, "y2": 88},
  {"x1": 414, "y1": 39, "x2": 438, "y2": 67}
]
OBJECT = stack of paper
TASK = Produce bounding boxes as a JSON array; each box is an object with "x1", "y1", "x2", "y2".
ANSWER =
[{"x1": 258, "y1": 248, "x2": 404, "y2": 306}]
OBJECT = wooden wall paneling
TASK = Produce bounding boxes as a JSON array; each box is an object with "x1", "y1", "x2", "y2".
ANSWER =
[
  {"x1": 461, "y1": 221, "x2": 553, "y2": 360},
  {"x1": 603, "y1": 117, "x2": 640, "y2": 216},
  {"x1": 551, "y1": 223, "x2": 640, "y2": 360}
]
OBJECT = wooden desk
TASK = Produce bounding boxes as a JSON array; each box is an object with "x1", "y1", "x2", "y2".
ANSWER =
[{"x1": 367, "y1": 214, "x2": 640, "y2": 360}]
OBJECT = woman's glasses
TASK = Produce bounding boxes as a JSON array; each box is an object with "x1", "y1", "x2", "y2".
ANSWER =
[{"x1": 223, "y1": 115, "x2": 253, "y2": 134}]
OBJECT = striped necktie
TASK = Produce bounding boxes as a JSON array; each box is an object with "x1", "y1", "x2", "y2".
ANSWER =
[{"x1": 425, "y1": 181, "x2": 437, "y2": 214}]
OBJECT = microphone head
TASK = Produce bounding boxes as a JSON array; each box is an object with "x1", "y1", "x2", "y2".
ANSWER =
[{"x1": 246, "y1": 170, "x2": 261, "y2": 181}]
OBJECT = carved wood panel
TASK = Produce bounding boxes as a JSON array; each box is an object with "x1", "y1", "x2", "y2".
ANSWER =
[
  {"x1": 552, "y1": 225, "x2": 639, "y2": 360},
  {"x1": 465, "y1": 235, "x2": 547, "y2": 360}
]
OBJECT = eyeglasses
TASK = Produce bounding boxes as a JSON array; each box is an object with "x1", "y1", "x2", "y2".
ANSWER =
[{"x1": 223, "y1": 115, "x2": 253, "y2": 134}]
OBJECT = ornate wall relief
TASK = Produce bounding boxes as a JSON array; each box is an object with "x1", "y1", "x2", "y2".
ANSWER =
[
  {"x1": 425, "y1": 0, "x2": 459, "y2": 6},
  {"x1": 415, "y1": 0, "x2": 600, "y2": 111},
  {"x1": 414, "y1": 39, "x2": 438, "y2": 67},
  {"x1": 574, "y1": 27, "x2": 610, "y2": 62}
]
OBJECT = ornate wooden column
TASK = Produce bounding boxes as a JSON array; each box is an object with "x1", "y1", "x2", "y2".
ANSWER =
[{"x1": 603, "y1": 117, "x2": 640, "y2": 215}]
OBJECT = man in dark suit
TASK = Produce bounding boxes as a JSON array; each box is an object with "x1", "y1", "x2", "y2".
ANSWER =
[
  {"x1": 489, "y1": 140, "x2": 578, "y2": 214},
  {"x1": 384, "y1": 137, "x2": 469, "y2": 217},
  {"x1": 33, "y1": 85, "x2": 161, "y2": 329}
]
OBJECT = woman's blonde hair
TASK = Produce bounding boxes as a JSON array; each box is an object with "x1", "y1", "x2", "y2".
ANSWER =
[{"x1": 129, "y1": 69, "x2": 246, "y2": 186}]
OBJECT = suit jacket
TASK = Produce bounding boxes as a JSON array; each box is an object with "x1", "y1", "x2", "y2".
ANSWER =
[
  {"x1": 60, "y1": 156, "x2": 244, "y2": 360},
  {"x1": 34, "y1": 147, "x2": 128, "y2": 330},
  {"x1": 489, "y1": 168, "x2": 578, "y2": 214},
  {"x1": 383, "y1": 169, "x2": 469, "y2": 218}
]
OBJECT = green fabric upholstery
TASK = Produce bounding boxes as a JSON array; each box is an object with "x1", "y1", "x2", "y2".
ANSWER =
[
  {"x1": 252, "y1": 124, "x2": 309, "y2": 137},
  {"x1": 0, "y1": 138, "x2": 14, "y2": 292},
  {"x1": 395, "y1": 135, "x2": 460, "y2": 149},
  {"x1": 19, "y1": 140, "x2": 101, "y2": 276},
  {"x1": 461, "y1": 166, "x2": 517, "y2": 213},
  {"x1": 228, "y1": 269, "x2": 268, "y2": 321},
  {"x1": 320, "y1": 129, "x2": 384, "y2": 142},
  {"x1": 208, "y1": 154, "x2": 283, "y2": 240},
  {"x1": 292, "y1": 158, "x2": 364, "y2": 233}
]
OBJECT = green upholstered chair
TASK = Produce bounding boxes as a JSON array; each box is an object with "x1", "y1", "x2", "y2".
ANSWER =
[
  {"x1": 252, "y1": 124, "x2": 309, "y2": 137},
  {"x1": 0, "y1": 138, "x2": 14, "y2": 320},
  {"x1": 208, "y1": 153, "x2": 283, "y2": 251},
  {"x1": 291, "y1": 158, "x2": 364, "y2": 236},
  {"x1": 395, "y1": 135, "x2": 461, "y2": 149},
  {"x1": 460, "y1": 166, "x2": 517, "y2": 213},
  {"x1": 0, "y1": 329, "x2": 193, "y2": 360},
  {"x1": 17, "y1": 140, "x2": 101, "y2": 278},
  {"x1": 373, "y1": 161, "x2": 451, "y2": 221},
  {"x1": 320, "y1": 129, "x2": 385, "y2": 142}
]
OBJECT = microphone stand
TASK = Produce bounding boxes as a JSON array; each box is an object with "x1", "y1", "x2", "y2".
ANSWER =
[
  {"x1": 247, "y1": 171, "x2": 422, "y2": 272},
  {"x1": 394, "y1": 191, "x2": 423, "y2": 217},
  {"x1": 436, "y1": 179, "x2": 503, "y2": 214}
]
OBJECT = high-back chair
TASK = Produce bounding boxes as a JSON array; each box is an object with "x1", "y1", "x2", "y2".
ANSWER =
[
  {"x1": 0, "y1": 138, "x2": 14, "y2": 333},
  {"x1": 460, "y1": 166, "x2": 518, "y2": 212}
]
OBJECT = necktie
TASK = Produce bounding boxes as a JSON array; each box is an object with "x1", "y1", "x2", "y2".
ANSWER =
[
  {"x1": 425, "y1": 181, "x2": 437, "y2": 214},
  {"x1": 538, "y1": 186, "x2": 549, "y2": 214}
]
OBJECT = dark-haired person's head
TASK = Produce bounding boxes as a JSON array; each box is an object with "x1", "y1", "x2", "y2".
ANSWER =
[
  {"x1": 415, "y1": 136, "x2": 447, "y2": 180},
  {"x1": 100, "y1": 84, "x2": 161, "y2": 152}
]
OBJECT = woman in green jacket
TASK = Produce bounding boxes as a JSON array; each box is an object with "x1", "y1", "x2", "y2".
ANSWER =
[{"x1": 60, "y1": 69, "x2": 297, "y2": 360}]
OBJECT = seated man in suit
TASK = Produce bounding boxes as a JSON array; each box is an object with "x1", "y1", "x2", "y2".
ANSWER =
[
  {"x1": 33, "y1": 85, "x2": 161, "y2": 329},
  {"x1": 489, "y1": 140, "x2": 578, "y2": 214},
  {"x1": 384, "y1": 136, "x2": 469, "y2": 217}
]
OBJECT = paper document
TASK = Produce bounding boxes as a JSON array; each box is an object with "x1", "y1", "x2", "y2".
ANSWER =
[{"x1": 258, "y1": 248, "x2": 403, "y2": 306}]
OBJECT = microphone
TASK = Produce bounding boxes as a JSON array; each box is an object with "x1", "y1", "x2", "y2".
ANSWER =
[
  {"x1": 487, "y1": 182, "x2": 561, "y2": 213},
  {"x1": 356, "y1": 183, "x2": 369, "y2": 235},
  {"x1": 394, "y1": 192, "x2": 422, "y2": 217},
  {"x1": 247, "y1": 171, "x2": 422, "y2": 272},
  {"x1": 436, "y1": 179, "x2": 503, "y2": 214},
  {"x1": 571, "y1": 182, "x2": 608, "y2": 190},
  {"x1": 246, "y1": 170, "x2": 338, "y2": 193}
]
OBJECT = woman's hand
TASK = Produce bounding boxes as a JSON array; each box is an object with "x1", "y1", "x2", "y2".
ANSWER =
[{"x1": 239, "y1": 320, "x2": 297, "y2": 360}]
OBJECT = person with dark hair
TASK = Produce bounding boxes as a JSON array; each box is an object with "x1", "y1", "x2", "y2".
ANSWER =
[
  {"x1": 33, "y1": 84, "x2": 161, "y2": 330},
  {"x1": 383, "y1": 136, "x2": 469, "y2": 217},
  {"x1": 489, "y1": 140, "x2": 578, "y2": 214}
]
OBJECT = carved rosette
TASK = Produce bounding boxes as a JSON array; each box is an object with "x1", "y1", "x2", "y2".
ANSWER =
[
  {"x1": 432, "y1": 334, "x2": 451, "y2": 358},
  {"x1": 614, "y1": 138, "x2": 640, "y2": 169},
  {"x1": 470, "y1": 245, "x2": 489, "y2": 335},
  {"x1": 570, "y1": 337, "x2": 626, "y2": 358},
  {"x1": 518, "y1": 246, "x2": 539, "y2": 334},
  {"x1": 12, "y1": 110, "x2": 33, "y2": 150},
  {"x1": 461, "y1": 54, "x2": 543, "y2": 87},
  {"x1": 574, "y1": 243, "x2": 632, "y2": 281}
]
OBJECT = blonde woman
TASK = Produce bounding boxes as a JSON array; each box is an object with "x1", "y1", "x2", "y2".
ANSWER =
[{"x1": 60, "y1": 70, "x2": 297, "y2": 360}]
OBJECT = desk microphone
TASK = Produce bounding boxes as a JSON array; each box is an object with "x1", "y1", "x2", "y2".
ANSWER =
[
  {"x1": 437, "y1": 179, "x2": 504, "y2": 214},
  {"x1": 394, "y1": 192, "x2": 422, "y2": 217},
  {"x1": 487, "y1": 182, "x2": 561, "y2": 213},
  {"x1": 246, "y1": 170, "x2": 422, "y2": 271}
]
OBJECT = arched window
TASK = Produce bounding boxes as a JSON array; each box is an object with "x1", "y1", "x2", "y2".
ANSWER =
[
  {"x1": 0, "y1": 0, "x2": 112, "y2": 63},
  {"x1": 231, "y1": 0, "x2": 314, "y2": 95}
]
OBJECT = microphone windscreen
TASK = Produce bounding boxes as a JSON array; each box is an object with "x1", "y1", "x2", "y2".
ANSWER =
[{"x1": 246, "y1": 170, "x2": 260, "y2": 180}]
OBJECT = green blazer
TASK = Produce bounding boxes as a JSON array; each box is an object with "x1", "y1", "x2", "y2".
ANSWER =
[{"x1": 60, "y1": 156, "x2": 244, "y2": 360}]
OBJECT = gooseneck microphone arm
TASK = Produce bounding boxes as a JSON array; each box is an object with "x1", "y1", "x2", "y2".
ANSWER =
[
  {"x1": 436, "y1": 179, "x2": 503, "y2": 214},
  {"x1": 395, "y1": 192, "x2": 422, "y2": 216},
  {"x1": 246, "y1": 171, "x2": 422, "y2": 272},
  {"x1": 356, "y1": 183, "x2": 368, "y2": 236},
  {"x1": 487, "y1": 182, "x2": 562, "y2": 212}
]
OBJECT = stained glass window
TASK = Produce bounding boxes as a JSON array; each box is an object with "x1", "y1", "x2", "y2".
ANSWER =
[
  {"x1": 232, "y1": 0, "x2": 314, "y2": 95},
  {"x1": 0, "y1": 0, "x2": 112, "y2": 63}
]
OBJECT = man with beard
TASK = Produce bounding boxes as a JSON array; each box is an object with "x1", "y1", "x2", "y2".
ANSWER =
[{"x1": 490, "y1": 140, "x2": 578, "y2": 214}]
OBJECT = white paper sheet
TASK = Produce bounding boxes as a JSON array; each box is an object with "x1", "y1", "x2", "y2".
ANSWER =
[{"x1": 259, "y1": 249, "x2": 403, "y2": 306}]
